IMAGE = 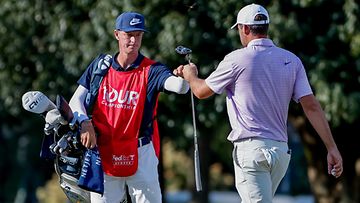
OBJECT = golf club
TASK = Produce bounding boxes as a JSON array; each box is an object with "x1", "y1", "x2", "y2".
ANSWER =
[
  {"x1": 175, "y1": 45, "x2": 202, "y2": 192},
  {"x1": 22, "y1": 91, "x2": 56, "y2": 115}
]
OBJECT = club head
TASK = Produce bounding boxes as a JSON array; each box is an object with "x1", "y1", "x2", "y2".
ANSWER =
[
  {"x1": 175, "y1": 46, "x2": 192, "y2": 55},
  {"x1": 22, "y1": 91, "x2": 56, "y2": 114}
]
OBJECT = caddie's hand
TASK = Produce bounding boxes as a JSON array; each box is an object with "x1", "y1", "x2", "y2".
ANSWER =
[
  {"x1": 327, "y1": 147, "x2": 343, "y2": 178},
  {"x1": 173, "y1": 65, "x2": 185, "y2": 78},
  {"x1": 182, "y1": 63, "x2": 198, "y2": 81},
  {"x1": 80, "y1": 120, "x2": 97, "y2": 149}
]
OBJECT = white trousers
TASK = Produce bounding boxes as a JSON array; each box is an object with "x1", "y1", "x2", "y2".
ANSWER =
[
  {"x1": 91, "y1": 142, "x2": 162, "y2": 203},
  {"x1": 233, "y1": 138, "x2": 291, "y2": 203}
]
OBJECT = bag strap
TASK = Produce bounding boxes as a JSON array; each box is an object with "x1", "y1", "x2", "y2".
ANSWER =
[{"x1": 85, "y1": 54, "x2": 112, "y2": 115}]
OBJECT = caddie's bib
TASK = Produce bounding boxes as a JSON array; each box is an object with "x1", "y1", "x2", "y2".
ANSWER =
[{"x1": 92, "y1": 57, "x2": 155, "y2": 177}]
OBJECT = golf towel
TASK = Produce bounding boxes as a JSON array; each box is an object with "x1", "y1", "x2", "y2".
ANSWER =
[
  {"x1": 39, "y1": 133, "x2": 56, "y2": 160},
  {"x1": 78, "y1": 147, "x2": 104, "y2": 195}
]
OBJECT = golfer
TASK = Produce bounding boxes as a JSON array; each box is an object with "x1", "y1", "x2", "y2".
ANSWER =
[{"x1": 175, "y1": 3, "x2": 343, "y2": 202}]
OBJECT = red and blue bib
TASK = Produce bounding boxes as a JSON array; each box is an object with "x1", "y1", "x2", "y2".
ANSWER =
[{"x1": 92, "y1": 57, "x2": 155, "y2": 176}]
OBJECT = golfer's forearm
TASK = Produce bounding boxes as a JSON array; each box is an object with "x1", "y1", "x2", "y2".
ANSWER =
[
  {"x1": 188, "y1": 77, "x2": 214, "y2": 99},
  {"x1": 304, "y1": 102, "x2": 337, "y2": 151}
]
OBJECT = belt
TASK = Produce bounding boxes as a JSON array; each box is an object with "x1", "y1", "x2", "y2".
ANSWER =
[
  {"x1": 234, "y1": 137, "x2": 291, "y2": 154},
  {"x1": 138, "y1": 136, "x2": 151, "y2": 147}
]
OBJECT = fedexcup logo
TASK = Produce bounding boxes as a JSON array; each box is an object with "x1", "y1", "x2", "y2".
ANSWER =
[
  {"x1": 113, "y1": 154, "x2": 135, "y2": 166},
  {"x1": 129, "y1": 18, "x2": 142, "y2": 26}
]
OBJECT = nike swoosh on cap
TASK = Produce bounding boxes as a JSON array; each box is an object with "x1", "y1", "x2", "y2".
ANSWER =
[{"x1": 129, "y1": 18, "x2": 142, "y2": 26}]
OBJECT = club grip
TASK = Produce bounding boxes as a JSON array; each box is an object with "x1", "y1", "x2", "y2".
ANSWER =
[{"x1": 194, "y1": 148, "x2": 202, "y2": 191}]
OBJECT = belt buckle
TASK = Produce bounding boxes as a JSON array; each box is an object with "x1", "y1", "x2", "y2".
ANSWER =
[
  {"x1": 138, "y1": 137, "x2": 144, "y2": 147},
  {"x1": 138, "y1": 137, "x2": 149, "y2": 147}
]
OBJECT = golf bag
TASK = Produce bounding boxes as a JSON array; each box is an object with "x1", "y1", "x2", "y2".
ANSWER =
[
  {"x1": 54, "y1": 95, "x2": 91, "y2": 202},
  {"x1": 21, "y1": 53, "x2": 134, "y2": 203},
  {"x1": 22, "y1": 92, "x2": 92, "y2": 202}
]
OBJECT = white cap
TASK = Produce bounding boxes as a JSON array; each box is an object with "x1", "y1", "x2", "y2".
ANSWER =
[{"x1": 231, "y1": 4, "x2": 270, "y2": 29}]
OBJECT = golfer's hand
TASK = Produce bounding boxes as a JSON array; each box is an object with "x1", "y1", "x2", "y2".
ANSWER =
[
  {"x1": 327, "y1": 147, "x2": 343, "y2": 178},
  {"x1": 182, "y1": 63, "x2": 198, "y2": 81},
  {"x1": 80, "y1": 120, "x2": 97, "y2": 149}
]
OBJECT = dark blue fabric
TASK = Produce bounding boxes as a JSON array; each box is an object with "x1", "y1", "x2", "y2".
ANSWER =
[
  {"x1": 78, "y1": 147, "x2": 104, "y2": 194},
  {"x1": 138, "y1": 136, "x2": 151, "y2": 147},
  {"x1": 39, "y1": 134, "x2": 56, "y2": 160}
]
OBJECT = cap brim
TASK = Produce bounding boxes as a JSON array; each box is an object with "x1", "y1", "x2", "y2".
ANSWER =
[
  {"x1": 230, "y1": 23, "x2": 238, "y2": 29},
  {"x1": 121, "y1": 28, "x2": 149, "y2": 33}
]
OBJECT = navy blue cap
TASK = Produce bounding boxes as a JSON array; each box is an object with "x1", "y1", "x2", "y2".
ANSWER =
[{"x1": 115, "y1": 12, "x2": 148, "y2": 32}]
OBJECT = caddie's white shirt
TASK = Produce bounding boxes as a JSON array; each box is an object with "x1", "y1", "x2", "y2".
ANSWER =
[{"x1": 205, "y1": 38, "x2": 313, "y2": 142}]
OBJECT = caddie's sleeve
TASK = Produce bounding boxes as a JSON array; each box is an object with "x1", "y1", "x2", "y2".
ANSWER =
[
  {"x1": 77, "y1": 56, "x2": 101, "y2": 89},
  {"x1": 69, "y1": 85, "x2": 90, "y2": 123},
  {"x1": 148, "y1": 62, "x2": 173, "y2": 93},
  {"x1": 164, "y1": 76, "x2": 189, "y2": 94}
]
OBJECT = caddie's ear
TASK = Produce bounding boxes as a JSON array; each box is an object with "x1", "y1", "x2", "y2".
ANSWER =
[{"x1": 114, "y1": 30, "x2": 120, "y2": 40}]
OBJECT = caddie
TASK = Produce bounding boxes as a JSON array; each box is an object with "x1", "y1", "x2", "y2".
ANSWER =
[{"x1": 69, "y1": 11, "x2": 189, "y2": 203}]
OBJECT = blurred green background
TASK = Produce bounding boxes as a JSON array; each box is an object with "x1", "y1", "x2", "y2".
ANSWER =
[{"x1": 0, "y1": 0, "x2": 359, "y2": 202}]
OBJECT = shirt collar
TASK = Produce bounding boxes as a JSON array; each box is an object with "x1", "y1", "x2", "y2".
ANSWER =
[
  {"x1": 111, "y1": 52, "x2": 144, "y2": 71},
  {"x1": 247, "y1": 38, "x2": 274, "y2": 47}
]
